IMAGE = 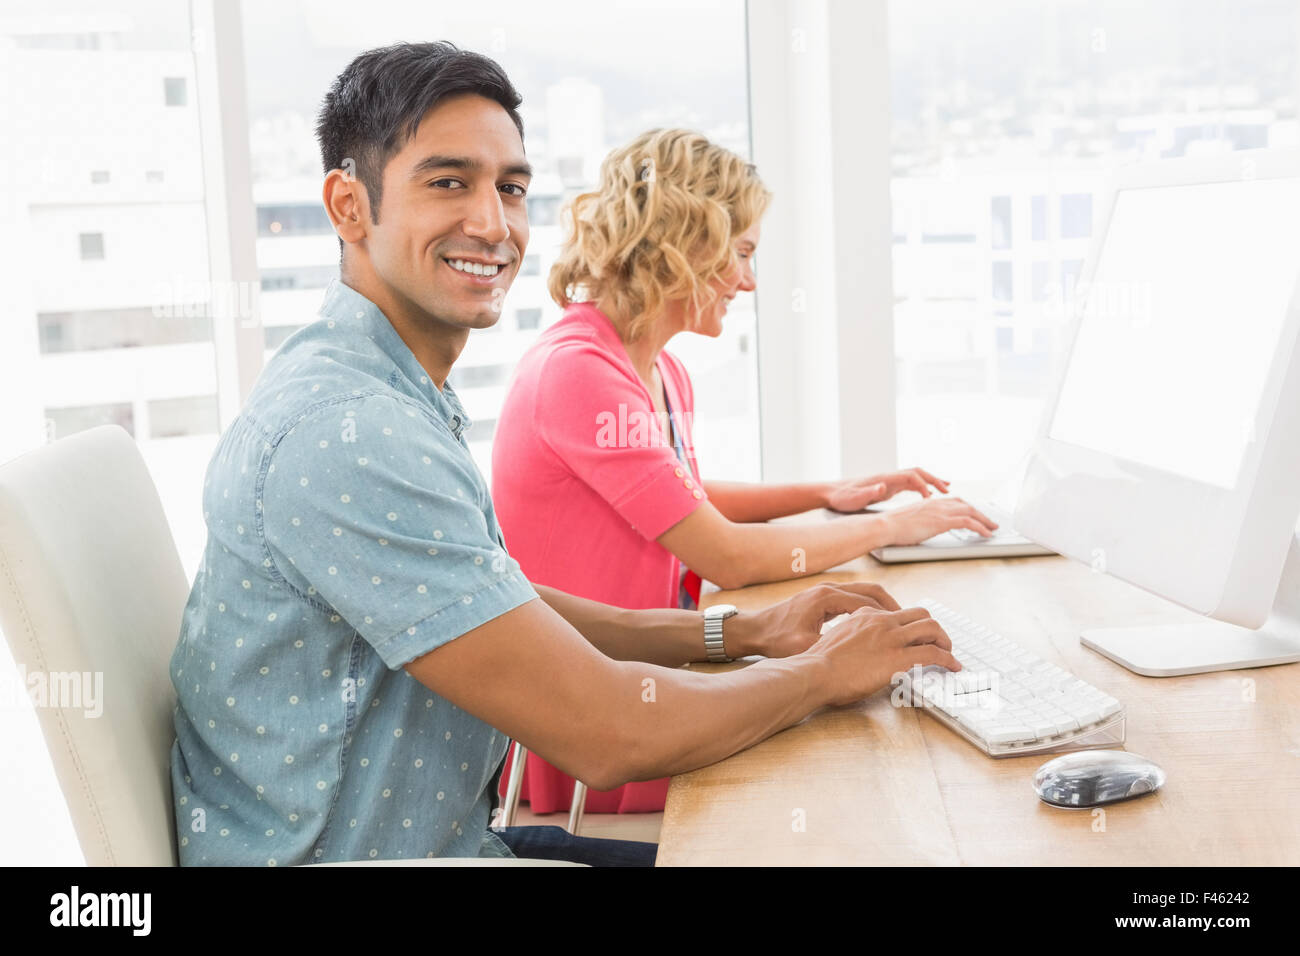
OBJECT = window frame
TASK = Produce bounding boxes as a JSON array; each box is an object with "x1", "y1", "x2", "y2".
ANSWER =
[
  {"x1": 195, "y1": 0, "x2": 266, "y2": 428},
  {"x1": 745, "y1": 0, "x2": 897, "y2": 482}
]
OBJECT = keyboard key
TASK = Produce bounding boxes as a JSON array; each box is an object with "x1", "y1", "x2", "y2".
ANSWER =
[
  {"x1": 1065, "y1": 702, "x2": 1104, "y2": 725},
  {"x1": 949, "y1": 671, "x2": 982, "y2": 694},
  {"x1": 1001, "y1": 684, "x2": 1035, "y2": 703},
  {"x1": 1030, "y1": 717, "x2": 1058, "y2": 738},
  {"x1": 1052, "y1": 714, "x2": 1081, "y2": 734},
  {"x1": 987, "y1": 723, "x2": 1036, "y2": 744}
]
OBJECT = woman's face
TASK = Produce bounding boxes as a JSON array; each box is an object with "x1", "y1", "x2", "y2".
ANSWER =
[{"x1": 691, "y1": 221, "x2": 760, "y2": 337}]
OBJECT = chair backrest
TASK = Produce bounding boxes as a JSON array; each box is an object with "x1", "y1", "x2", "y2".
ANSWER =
[{"x1": 0, "y1": 425, "x2": 191, "y2": 866}]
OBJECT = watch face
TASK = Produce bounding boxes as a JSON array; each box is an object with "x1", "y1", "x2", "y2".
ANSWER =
[{"x1": 706, "y1": 604, "x2": 738, "y2": 619}]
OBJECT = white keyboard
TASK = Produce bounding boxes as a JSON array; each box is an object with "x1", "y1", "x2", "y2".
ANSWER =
[{"x1": 828, "y1": 599, "x2": 1126, "y2": 757}]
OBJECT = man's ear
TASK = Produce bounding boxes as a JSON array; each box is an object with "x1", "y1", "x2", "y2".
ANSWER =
[{"x1": 323, "y1": 167, "x2": 371, "y2": 246}]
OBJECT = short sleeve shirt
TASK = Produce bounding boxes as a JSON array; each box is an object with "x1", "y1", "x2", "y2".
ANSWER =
[
  {"x1": 491, "y1": 302, "x2": 706, "y2": 612},
  {"x1": 168, "y1": 279, "x2": 537, "y2": 866}
]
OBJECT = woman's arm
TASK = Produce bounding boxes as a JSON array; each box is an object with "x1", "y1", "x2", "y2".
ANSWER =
[
  {"x1": 703, "y1": 468, "x2": 950, "y2": 523},
  {"x1": 658, "y1": 496, "x2": 998, "y2": 590},
  {"x1": 703, "y1": 480, "x2": 835, "y2": 523}
]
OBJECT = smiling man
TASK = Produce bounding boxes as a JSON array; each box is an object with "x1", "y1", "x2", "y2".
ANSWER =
[{"x1": 167, "y1": 41, "x2": 958, "y2": 868}]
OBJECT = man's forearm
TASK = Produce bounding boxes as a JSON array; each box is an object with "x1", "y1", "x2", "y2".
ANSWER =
[
  {"x1": 405, "y1": 591, "x2": 839, "y2": 793},
  {"x1": 606, "y1": 652, "x2": 832, "y2": 783},
  {"x1": 535, "y1": 584, "x2": 719, "y2": 666},
  {"x1": 531, "y1": 587, "x2": 837, "y2": 784}
]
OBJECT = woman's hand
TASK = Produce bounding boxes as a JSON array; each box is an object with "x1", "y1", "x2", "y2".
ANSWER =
[
  {"x1": 824, "y1": 467, "x2": 950, "y2": 512},
  {"x1": 878, "y1": 497, "x2": 998, "y2": 545},
  {"x1": 729, "y1": 581, "x2": 903, "y2": 659}
]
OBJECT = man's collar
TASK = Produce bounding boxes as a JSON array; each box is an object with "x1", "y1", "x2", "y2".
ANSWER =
[{"x1": 318, "y1": 279, "x2": 472, "y2": 437}]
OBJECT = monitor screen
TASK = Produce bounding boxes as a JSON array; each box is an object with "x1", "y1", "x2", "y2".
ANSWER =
[{"x1": 1049, "y1": 176, "x2": 1300, "y2": 489}]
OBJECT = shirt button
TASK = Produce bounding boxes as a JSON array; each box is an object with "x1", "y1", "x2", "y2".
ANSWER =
[
  {"x1": 673, "y1": 467, "x2": 684, "y2": 478},
  {"x1": 693, "y1": 490, "x2": 703, "y2": 499},
  {"x1": 684, "y1": 479, "x2": 693, "y2": 489}
]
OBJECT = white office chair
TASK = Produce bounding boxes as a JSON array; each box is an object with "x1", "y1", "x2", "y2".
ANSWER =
[{"x1": 0, "y1": 426, "x2": 579, "y2": 866}]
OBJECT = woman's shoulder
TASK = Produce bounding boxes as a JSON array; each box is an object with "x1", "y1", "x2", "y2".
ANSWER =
[
  {"x1": 524, "y1": 303, "x2": 605, "y2": 357},
  {"x1": 529, "y1": 305, "x2": 637, "y2": 381}
]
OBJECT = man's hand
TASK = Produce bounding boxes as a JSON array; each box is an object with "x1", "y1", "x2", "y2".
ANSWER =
[
  {"x1": 809, "y1": 604, "x2": 960, "y2": 707},
  {"x1": 727, "y1": 581, "x2": 902, "y2": 659},
  {"x1": 824, "y1": 467, "x2": 950, "y2": 512}
]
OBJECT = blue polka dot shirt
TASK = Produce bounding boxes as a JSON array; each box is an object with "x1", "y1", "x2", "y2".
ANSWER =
[{"x1": 168, "y1": 279, "x2": 537, "y2": 865}]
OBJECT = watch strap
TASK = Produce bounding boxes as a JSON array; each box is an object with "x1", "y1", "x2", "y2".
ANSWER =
[{"x1": 704, "y1": 612, "x2": 732, "y2": 663}]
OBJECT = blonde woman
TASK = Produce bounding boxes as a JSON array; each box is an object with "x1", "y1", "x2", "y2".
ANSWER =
[{"x1": 491, "y1": 129, "x2": 994, "y2": 815}]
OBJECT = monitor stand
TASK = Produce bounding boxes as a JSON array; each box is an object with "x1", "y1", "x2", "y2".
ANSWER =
[{"x1": 1080, "y1": 534, "x2": 1300, "y2": 677}]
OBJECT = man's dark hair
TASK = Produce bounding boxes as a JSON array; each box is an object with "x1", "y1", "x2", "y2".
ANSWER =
[{"x1": 315, "y1": 41, "x2": 524, "y2": 248}]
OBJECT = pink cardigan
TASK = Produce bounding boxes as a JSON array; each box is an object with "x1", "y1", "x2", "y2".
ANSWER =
[{"x1": 491, "y1": 301, "x2": 707, "y2": 813}]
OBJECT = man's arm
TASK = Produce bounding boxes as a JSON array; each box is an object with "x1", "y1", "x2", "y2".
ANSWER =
[
  {"x1": 533, "y1": 581, "x2": 903, "y2": 666},
  {"x1": 404, "y1": 596, "x2": 958, "y2": 792},
  {"x1": 532, "y1": 585, "x2": 707, "y2": 667}
]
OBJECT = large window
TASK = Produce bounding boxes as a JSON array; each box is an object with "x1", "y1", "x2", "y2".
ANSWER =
[
  {"x1": 889, "y1": 0, "x2": 1299, "y2": 481},
  {"x1": 241, "y1": 0, "x2": 760, "y2": 483},
  {"x1": 0, "y1": 0, "x2": 232, "y2": 866}
]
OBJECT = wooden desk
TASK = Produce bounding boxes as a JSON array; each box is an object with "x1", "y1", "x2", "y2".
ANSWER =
[{"x1": 658, "y1": 553, "x2": 1300, "y2": 865}]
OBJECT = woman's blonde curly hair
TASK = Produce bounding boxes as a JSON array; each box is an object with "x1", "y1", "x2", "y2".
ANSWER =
[{"x1": 547, "y1": 128, "x2": 771, "y2": 340}]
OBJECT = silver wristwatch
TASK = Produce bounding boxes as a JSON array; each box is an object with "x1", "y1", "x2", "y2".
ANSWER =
[{"x1": 703, "y1": 603, "x2": 738, "y2": 662}]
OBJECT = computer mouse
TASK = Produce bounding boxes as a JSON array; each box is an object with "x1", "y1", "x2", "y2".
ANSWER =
[{"x1": 1033, "y1": 749, "x2": 1166, "y2": 808}]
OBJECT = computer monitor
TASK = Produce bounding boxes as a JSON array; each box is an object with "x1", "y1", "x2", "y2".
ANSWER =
[{"x1": 1014, "y1": 148, "x2": 1300, "y2": 676}]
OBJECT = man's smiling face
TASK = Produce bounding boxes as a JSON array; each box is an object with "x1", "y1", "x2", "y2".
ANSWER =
[{"x1": 364, "y1": 92, "x2": 531, "y2": 332}]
